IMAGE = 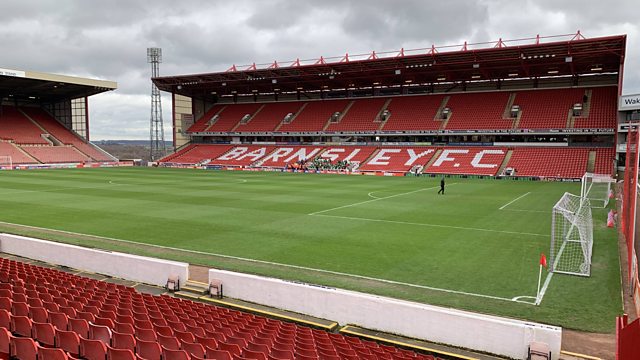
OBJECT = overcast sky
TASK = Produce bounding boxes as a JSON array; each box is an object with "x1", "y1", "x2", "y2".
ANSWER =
[{"x1": 1, "y1": 0, "x2": 638, "y2": 140}]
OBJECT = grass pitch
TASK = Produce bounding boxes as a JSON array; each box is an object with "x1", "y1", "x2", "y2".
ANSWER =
[{"x1": 0, "y1": 167, "x2": 622, "y2": 332}]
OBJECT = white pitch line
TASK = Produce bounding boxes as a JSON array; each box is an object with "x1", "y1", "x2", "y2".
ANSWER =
[
  {"x1": 367, "y1": 191, "x2": 381, "y2": 199},
  {"x1": 499, "y1": 192, "x2": 531, "y2": 210},
  {"x1": 309, "y1": 184, "x2": 455, "y2": 216},
  {"x1": 0, "y1": 219, "x2": 534, "y2": 305},
  {"x1": 501, "y1": 208, "x2": 548, "y2": 213},
  {"x1": 310, "y1": 213, "x2": 549, "y2": 237},
  {"x1": 535, "y1": 271, "x2": 554, "y2": 305}
]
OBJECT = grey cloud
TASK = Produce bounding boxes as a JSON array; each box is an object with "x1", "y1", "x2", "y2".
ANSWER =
[{"x1": 0, "y1": 0, "x2": 636, "y2": 139}]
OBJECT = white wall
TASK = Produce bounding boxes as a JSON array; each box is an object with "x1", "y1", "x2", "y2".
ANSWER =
[
  {"x1": 209, "y1": 269, "x2": 562, "y2": 360},
  {"x1": 0, "y1": 233, "x2": 188, "y2": 287}
]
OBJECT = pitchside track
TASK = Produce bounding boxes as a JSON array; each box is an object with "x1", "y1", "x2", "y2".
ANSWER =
[{"x1": 0, "y1": 167, "x2": 621, "y2": 332}]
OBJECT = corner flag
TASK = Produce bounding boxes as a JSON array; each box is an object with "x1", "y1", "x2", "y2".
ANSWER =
[
  {"x1": 536, "y1": 253, "x2": 548, "y2": 304},
  {"x1": 539, "y1": 253, "x2": 548, "y2": 268}
]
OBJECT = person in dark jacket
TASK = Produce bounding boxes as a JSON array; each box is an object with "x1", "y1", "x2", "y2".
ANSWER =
[{"x1": 438, "y1": 177, "x2": 445, "y2": 195}]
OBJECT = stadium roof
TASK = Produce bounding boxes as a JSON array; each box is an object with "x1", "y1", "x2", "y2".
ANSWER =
[
  {"x1": 153, "y1": 32, "x2": 626, "y2": 99},
  {"x1": 0, "y1": 67, "x2": 117, "y2": 103}
]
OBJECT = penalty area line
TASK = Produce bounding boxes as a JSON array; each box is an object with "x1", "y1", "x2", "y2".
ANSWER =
[
  {"x1": 0, "y1": 219, "x2": 533, "y2": 305},
  {"x1": 309, "y1": 183, "x2": 457, "y2": 216},
  {"x1": 499, "y1": 192, "x2": 531, "y2": 210},
  {"x1": 310, "y1": 213, "x2": 548, "y2": 237}
]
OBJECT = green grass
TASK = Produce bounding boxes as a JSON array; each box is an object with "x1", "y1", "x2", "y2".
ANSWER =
[{"x1": 0, "y1": 167, "x2": 622, "y2": 332}]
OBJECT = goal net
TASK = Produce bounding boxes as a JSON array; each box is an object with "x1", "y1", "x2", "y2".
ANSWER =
[
  {"x1": 0, "y1": 156, "x2": 12, "y2": 170},
  {"x1": 550, "y1": 192, "x2": 594, "y2": 276},
  {"x1": 581, "y1": 172, "x2": 614, "y2": 208}
]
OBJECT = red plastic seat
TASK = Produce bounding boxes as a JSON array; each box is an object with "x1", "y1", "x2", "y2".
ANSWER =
[
  {"x1": 134, "y1": 327, "x2": 156, "y2": 342},
  {"x1": 111, "y1": 331, "x2": 135, "y2": 351},
  {"x1": 10, "y1": 314, "x2": 32, "y2": 337},
  {"x1": 0, "y1": 298, "x2": 11, "y2": 312},
  {"x1": 0, "y1": 309, "x2": 10, "y2": 329},
  {"x1": 68, "y1": 318, "x2": 89, "y2": 338},
  {"x1": 269, "y1": 348, "x2": 295, "y2": 360},
  {"x1": 49, "y1": 311, "x2": 69, "y2": 331},
  {"x1": 11, "y1": 337, "x2": 38, "y2": 360},
  {"x1": 0, "y1": 327, "x2": 12, "y2": 359},
  {"x1": 106, "y1": 345, "x2": 135, "y2": 360},
  {"x1": 193, "y1": 335, "x2": 217, "y2": 351},
  {"x1": 28, "y1": 306, "x2": 48, "y2": 323},
  {"x1": 79, "y1": 336, "x2": 107, "y2": 360},
  {"x1": 89, "y1": 323, "x2": 112, "y2": 343},
  {"x1": 153, "y1": 325, "x2": 172, "y2": 337},
  {"x1": 135, "y1": 339, "x2": 161, "y2": 360},
  {"x1": 32, "y1": 321, "x2": 56, "y2": 347},
  {"x1": 11, "y1": 302, "x2": 30, "y2": 317},
  {"x1": 217, "y1": 342, "x2": 241, "y2": 357},
  {"x1": 156, "y1": 333, "x2": 180, "y2": 351},
  {"x1": 55, "y1": 328, "x2": 80, "y2": 357},
  {"x1": 204, "y1": 349, "x2": 233, "y2": 360},
  {"x1": 38, "y1": 346, "x2": 69, "y2": 360},
  {"x1": 180, "y1": 342, "x2": 204, "y2": 359},
  {"x1": 243, "y1": 349, "x2": 268, "y2": 360},
  {"x1": 113, "y1": 322, "x2": 134, "y2": 335},
  {"x1": 162, "y1": 347, "x2": 190, "y2": 360},
  {"x1": 173, "y1": 330, "x2": 195, "y2": 344}
]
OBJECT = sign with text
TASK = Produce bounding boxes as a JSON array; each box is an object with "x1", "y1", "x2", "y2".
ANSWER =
[
  {"x1": 620, "y1": 94, "x2": 640, "y2": 111},
  {"x1": 0, "y1": 68, "x2": 25, "y2": 78}
]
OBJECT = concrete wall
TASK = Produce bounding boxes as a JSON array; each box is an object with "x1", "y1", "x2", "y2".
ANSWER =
[
  {"x1": 0, "y1": 234, "x2": 188, "y2": 287},
  {"x1": 209, "y1": 269, "x2": 562, "y2": 360}
]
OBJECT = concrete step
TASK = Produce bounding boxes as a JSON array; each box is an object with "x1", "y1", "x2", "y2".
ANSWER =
[{"x1": 181, "y1": 280, "x2": 210, "y2": 295}]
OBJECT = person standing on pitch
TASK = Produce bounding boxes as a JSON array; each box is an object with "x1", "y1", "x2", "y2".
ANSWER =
[{"x1": 438, "y1": 177, "x2": 445, "y2": 195}]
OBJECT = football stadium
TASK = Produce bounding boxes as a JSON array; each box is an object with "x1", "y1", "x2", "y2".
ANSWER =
[{"x1": 1, "y1": 29, "x2": 639, "y2": 360}]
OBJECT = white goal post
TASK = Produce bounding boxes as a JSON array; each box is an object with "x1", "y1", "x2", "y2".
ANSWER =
[
  {"x1": 581, "y1": 172, "x2": 614, "y2": 208},
  {"x1": 0, "y1": 156, "x2": 12, "y2": 170},
  {"x1": 550, "y1": 192, "x2": 594, "y2": 277}
]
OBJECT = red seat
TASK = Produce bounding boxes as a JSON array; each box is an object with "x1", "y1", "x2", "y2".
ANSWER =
[
  {"x1": 106, "y1": 345, "x2": 135, "y2": 360},
  {"x1": 48, "y1": 311, "x2": 68, "y2": 330},
  {"x1": 0, "y1": 298, "x2": 11, "y2": 312},
  {"x1": 113, "y1": 322, "x2": 134, "y2": 335},
  {"x1": 89, "y1": 323, "x2": 112, "y2": 343},
  {"x1": 217, "y1": 342, "x2": 241, "y2": 357},
  {"x1": 32, "y1": 321, "x2": 56, "y2": 347},
  {"x1": 79, "y1": 336, "x2": 107, "y2": 360},
  {"x1": 135, "y1": 339, "x2": 161, "y2": 360},
  {"x1": 29, "y1": 306, "x2": 48, "y2": 323},
  {"x1": 162, "y1": 347, "x2": 190, "y2": 360},
  {"x1": 156, "y1": 333, "x2": 180, "y2": 350},
  {"x1": 180, "y1": 342, "x2": 204, "y2": 359},
  {"x1": 173, "y1": 330, "x2": 195, "y2": 344},
  {"x1": 10, "y1": 314, "x2": 32, "y2": 337},
  {"x1": 55, "y1": 329, "x2": 80, "y2": 357},
  {"x1": 243, "y1": 349, "x2": 268, "y2": 360},
  {"x1": 134, "y1": 327, "x2": 156, "y2": 342},
  {"x1": 111, "y1": 331, "x2": 135, "y2": 352},
  {"x1": 68, "y1": 318, "x2": 89, "y2": 338},
  {"x1": 269, "y1": 348, "x2": 295, "y2": 360},
  {"x1": 204, "y1": 349, "x2": 233, "y2": 360},
  {"x1": 0, "y1": 327, "x2": 12, "y2": 360},
  {"x1": 193, "y1": 335, "x2": 217, "y2": 351},
  {"x1": 11, "y1": 337, "x2": 37, "y2": 360},
  {"x1": 38, "y1": 346, "x2": 69, "y2": 360},
  {"x1": 12, "y1": 302, "x2": 30, "y2": 317},
  {"x1": 0, "y1": 310, "x2": 10, "y2": 329}
]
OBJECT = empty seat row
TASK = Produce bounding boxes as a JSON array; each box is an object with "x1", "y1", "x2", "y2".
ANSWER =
[
  {"x1": 0, "y1": 256, "x2": 440, "y2": 360},
  {"x1": 184, "y1": 87, "x2": 617, "y2": 134}
]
